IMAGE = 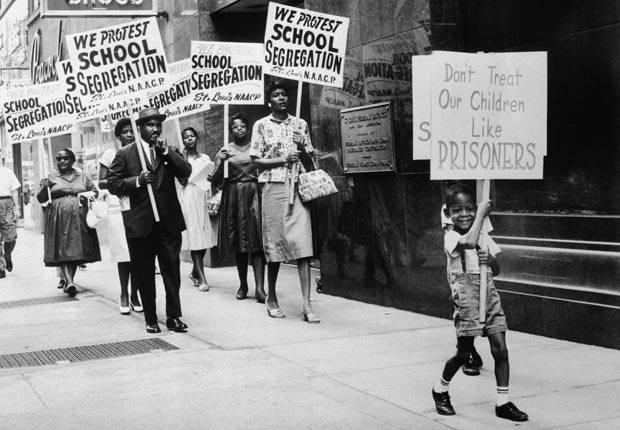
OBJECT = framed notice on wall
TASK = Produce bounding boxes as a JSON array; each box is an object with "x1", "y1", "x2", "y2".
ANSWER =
[
  {"x1": 42, "y1": 0, "x2": 158, "y2": 17},
  {"x1": 340, "y1": 102, "x2": 395, "y2": 174}
]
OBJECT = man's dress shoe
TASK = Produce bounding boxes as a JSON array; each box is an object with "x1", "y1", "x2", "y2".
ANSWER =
[
  {"x1": 146, "y1": 323, "x2": 161, "y2": 334},
  {"x1": 166, "y1": 317, "x2": 188, "y2": 332}
]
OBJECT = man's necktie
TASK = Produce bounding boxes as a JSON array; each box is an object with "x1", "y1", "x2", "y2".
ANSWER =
[{"x1": 150, "y1": 146, "x2": 156, "y2": 166}]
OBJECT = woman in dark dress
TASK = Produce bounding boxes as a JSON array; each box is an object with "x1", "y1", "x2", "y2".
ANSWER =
[
  {"x1": 37, "y1": 148, "x2": 101, "y2": 296},
  {"x1": 212, "y1": 114, "x2": 266, "y2": 302}
]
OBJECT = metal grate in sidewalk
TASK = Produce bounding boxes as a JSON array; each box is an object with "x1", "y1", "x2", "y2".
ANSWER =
[
  {"x1": 0, "y1": 338, "x2": 178, "y2": 369},
  {"x1": 0, "y1": 296, "x2": 77, "y2": 310}
]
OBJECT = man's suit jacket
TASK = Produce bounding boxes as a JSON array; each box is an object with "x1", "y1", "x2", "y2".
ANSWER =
[{"x1": 107, "y1": 142, "x2": 191, "y2": 239}]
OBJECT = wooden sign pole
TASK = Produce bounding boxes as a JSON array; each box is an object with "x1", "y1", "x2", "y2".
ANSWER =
[
  {"x1": 477, "y1": 178, "x2": 491, "y2": 323},
  {"x1": 128, "y1": 106, "x2": 160, "y2": 222},
  {"x1": 288, "y1": 81, "x2": 303, "y2": 205},
  {"x1": 223, "y1": 104, "x2": 230, "y2": 179}
]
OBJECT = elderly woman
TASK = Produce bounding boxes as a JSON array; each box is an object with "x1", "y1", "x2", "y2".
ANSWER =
[
  {"x1": 37, "y1": 148, "x2": 101, "y2": 295},
  {"x1": 212, "y1": 114, "x2": 266, "y2": 303},
  {"x1": 99, "y1": 118, "x2": 143, "y2": 314}
]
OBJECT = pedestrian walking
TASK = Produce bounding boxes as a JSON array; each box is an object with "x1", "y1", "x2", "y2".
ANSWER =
[
  {"x1": 431, "y1": 183, "x2": 528, "y2": 421},
  {"x1": 107, "y1": 108, "x2": 192, "y2": 334},
  {"x1": 249, "y1": 81, "x2": 319, "y2": 323},
  {"x1": 98, "y1": 118, "x2": 143, "y2": 315},
  {"x1": 36, "y1": 148, "x2": 101, "y2": 296},
  {"x1": 212, "y1": 114, "x2": 266, "y2": 303},
  {"x1": 178, "y1": 127, "x2": 216, "y2": 292},
  {"x1": 441, "y1": 204, "x2": 483, "y2": 376},
  {"x1": 0, "y1": 163, "x2": 21, "y2": 278}
]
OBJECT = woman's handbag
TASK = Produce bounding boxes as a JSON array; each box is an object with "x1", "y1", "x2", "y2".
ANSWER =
[
  {"x1": 207, "y1": 190, "x2": 222, "y2": 216},
  {"x1": 297, "y1": 159, "x2": 338, "y2": 203},
  {"x1": 85, "y1": 194, "x2": 107, "y2": 228}
]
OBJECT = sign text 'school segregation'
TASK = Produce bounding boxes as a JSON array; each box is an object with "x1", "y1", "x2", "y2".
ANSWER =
[
  {"x1": 190, "y1": 41, "x2": 264, "y2": 105},
  {"x1": 263, "y1": 2, "x2": 349, "y2": 87},
  {"x1": 58, "y1": 59, "x2": 208, "y2": 122},
  {"x1": 430, "y1": 51, "x2": 547, "y2": 180},
  {"x1": 0, "y1": 81, "x2": 87, "y2": 144},
  {"x1": 100, "y1": 59, "x2": 211, "y2": 124},
  {"x1": 64, "y1": 17, "x2": 169, "y2": 106}
]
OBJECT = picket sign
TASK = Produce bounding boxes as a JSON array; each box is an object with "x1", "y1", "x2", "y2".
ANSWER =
[
  {"x1": 127, "y1": 103, "x2": 160, "y2": 222},
  {"x1": 420, "y1": 50, "x2": 547, "y2": 321},
  {"x1": 190, "y1": 41, "x2": 265, "y2": 180}
]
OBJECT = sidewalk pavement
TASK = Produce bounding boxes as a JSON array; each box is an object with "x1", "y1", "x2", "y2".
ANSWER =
[{"x1": 0, "y1": 228, "x2": 619, "y2": 429}]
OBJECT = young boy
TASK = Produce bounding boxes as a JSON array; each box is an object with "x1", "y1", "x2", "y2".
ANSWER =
[
  {"x1": 432, "y1": 184, "x2": 528, "y2": 422},
  {"x1": 441, "y1": 204, "x2": 483, "y2": 376}
]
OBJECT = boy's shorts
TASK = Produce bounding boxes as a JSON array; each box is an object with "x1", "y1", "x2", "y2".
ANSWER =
[{"x1": 450, "y1": 273, "x2": 507, "y2": 337}]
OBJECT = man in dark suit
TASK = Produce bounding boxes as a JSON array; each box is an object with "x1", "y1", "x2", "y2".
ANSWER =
[{"x1": 108, "y1": 107, "x2": 192, "y2": 333}]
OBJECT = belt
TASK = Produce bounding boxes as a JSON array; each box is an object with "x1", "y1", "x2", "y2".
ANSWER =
[{"x1": 0, "y1": 196, "x2": 12, "y2": 200}]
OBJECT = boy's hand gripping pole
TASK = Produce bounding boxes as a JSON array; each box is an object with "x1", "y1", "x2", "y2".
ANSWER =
[
  {"x1": 477, "y1": 179, "x2": 491, "y2": 323},
  {"x1": 128, "y1": 104, "x2": 160, "y2": 222}
]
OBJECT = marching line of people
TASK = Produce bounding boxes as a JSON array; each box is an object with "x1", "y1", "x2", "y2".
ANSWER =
[{"x1": 33, "y1": 81, "x2": 321, "y2": 334}]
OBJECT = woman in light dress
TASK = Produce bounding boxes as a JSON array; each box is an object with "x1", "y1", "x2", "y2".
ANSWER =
[
  {"x1": 178, "y1": 127, "x2": 216, "y2": 291},
  {"x1": 98, "y1": 118, "x2": 143, "y2": 314}
]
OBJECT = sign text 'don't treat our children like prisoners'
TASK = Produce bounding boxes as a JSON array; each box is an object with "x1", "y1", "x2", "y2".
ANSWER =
[
  {"x1": 263, "y1": 2, "x2": 349, "y2": 88},
  {"x1": 430, "y1": 51, "x2": 547, "y2": 180}
]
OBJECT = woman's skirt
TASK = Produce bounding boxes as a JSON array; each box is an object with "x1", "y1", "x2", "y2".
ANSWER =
[
  {"x1": 261, "y1": 182, "x2": 313, "y2": 263},
  {"x1": 219, "y1": 180, "x2": 263, "y2": 254},
  {"x1": 180, "y1": 183, "x2": 216, "y2": 251},
  {"x1": 105, "y1": 209, "x2": 130, "y2": 262},
  {"x1": 44, "y1": 196, "x2": 101, "y2": 266}
]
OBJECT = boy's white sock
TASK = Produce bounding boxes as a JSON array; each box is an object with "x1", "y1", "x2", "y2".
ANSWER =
[
  {"x1": 496, "y1": 386, "x2": 510, "y2": 406},
  {"x1": 433, "y1": 378, "x2": 450, "y2": 393}
]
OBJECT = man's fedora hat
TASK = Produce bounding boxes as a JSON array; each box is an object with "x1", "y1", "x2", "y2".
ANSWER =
[{"x1": 135, "y1": 107, "x2": 167, "y2": 125}]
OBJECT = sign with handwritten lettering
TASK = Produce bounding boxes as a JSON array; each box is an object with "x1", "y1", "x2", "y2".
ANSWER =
[
  {"x1": 190, "y1": 41, "x2": 263, "y2": 105},
  {"x1": 263, "y1": 2, "x2": 349, "y2": 88},
  {"x1": 64, "y1": 17, "x2": 169, "y2": 106},
  {"x1": 429, "y1": 51, "x2": 547, "y2": 180}
]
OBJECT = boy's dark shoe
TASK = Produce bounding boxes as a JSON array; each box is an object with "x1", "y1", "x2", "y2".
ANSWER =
[
  {"x1": 432, "y1": 389, "x2": 455, "y2": 415},
  {"x1": 471, "y1": 348, "x2": 483, "y2": 368},
  {"x1": 495, "y1": 402, "x2": 528, "y2": 421},
  {"x1": 0, "y1": 270, "x2": 5, "y2": 279},
  {"x1": 462, "y1": 353, "x2": 481, "y2": 376}
]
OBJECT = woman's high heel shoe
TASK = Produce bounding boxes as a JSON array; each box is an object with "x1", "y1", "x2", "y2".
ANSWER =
[
  {"x1": 119, "y1": 299, "x2": 131, "y2": 315},
  {"x1": 129, "y1": 301, "x2": 143, "y2": 313},
  {"x1": 188, "y1": 274, "x2": 200, "y2": 287},
  {"x1": 303, "y1": 312, "x2": 320, "y2": 324}
]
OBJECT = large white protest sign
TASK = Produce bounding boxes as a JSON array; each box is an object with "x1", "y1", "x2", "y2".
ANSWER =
[
  {"x1": 430, "y1": 50, "x2": 547, "y2": 180},
  {"x1": 411, "y1": 55, "x2": 432, "y2": 160},
  {"x1": 263, "y1": 2, "x2": 349, "y2": 88},
  {"x1": 190, "y1": 41, "x2": 263, "y2": 105},
  {"x1": 59, "y1": 59, "x2": 209, "y2": 124},
  {"x1": 0, "y1": 81, "x2": 88, "y2": 144},
  {"x1": 64, "y1": 17, "x2": 169, "y2": 106}
]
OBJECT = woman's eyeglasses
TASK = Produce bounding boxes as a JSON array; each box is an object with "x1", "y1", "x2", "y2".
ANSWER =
[{"x1": 56, "y1": 156, "x2": 71, "y2": 161}]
